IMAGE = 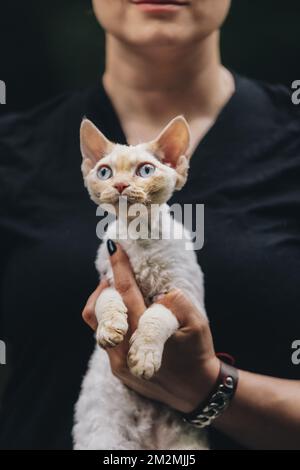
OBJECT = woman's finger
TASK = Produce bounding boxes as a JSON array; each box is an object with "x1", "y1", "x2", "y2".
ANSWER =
[
  {"x1": 107, "y1": 240, "x2": 146, "y2": 331},
  {"x1": 82, "y1": 279, "x2": 110, "y2": 331},
  {"x1": 154, "y1": 289, "x2": 207, "y2": 327}
]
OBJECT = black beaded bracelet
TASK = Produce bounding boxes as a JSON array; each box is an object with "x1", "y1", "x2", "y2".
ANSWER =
[{"x1": 182, "y1": 361, "x2": 239, "y2": 429}]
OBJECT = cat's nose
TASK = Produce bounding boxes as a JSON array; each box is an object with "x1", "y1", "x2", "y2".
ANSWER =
[{"x1": 114, "y1": 183, "x2": 129, "y2": 194}]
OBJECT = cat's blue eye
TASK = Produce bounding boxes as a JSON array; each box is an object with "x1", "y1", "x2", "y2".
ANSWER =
[
  {"x1": 136, "y1": 163, "x2": 156, "y2": 178},
  {"x1": 97, "y1": 165, "x2": 112, "y2": 180}
]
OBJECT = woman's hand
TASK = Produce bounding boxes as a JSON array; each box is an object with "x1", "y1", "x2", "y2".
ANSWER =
[
  {"x1": 82, "y1": 243, "x2": 300, "y2": 449},
  {"x1": 82, "y1": 242, "x2": 219, "y2": 414}
]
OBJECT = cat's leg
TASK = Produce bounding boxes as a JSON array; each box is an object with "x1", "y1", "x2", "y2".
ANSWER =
[
  {"x1": 95, "y1": 287, "x2": 128, "y2": 348},
  {"x1": 73, "y1": 347, "x2": 145, "y2": 450},
  {"x1": 128, "y1": 304, "x2": 179, "y2": 379}
]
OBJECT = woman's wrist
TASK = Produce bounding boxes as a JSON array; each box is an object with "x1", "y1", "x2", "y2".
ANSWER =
[
  {"x1": 179, "y1": 356, "x2": 221, "y2": 414},
  {"x1": 182, "y1": 360, "x2": 239, "y2": 428}
]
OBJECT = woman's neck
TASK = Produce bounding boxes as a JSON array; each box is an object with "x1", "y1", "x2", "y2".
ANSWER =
[{"x1": 102, "y1": 31, "x2": 234, "y2": 144}]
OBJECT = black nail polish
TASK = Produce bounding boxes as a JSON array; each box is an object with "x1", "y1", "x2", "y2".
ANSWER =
[{"x1": 107, "y1": 239, "x2": 117, "y2": 256}]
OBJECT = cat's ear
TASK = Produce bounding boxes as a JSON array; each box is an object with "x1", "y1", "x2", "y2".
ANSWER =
[
  {"x1": 80, "y1": 118, "x2": 114, "y2": 178},
  {"x1": 149, "y1": 116, "x2": 191, "y2": 190}
]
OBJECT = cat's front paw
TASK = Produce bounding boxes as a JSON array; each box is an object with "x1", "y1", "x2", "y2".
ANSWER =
[
  {"x1": 127, "y1": 331, "x2": 163, "y2": 379},
  {"x1": 96, "y1": 316, "x2": 128, "y2": 348}
]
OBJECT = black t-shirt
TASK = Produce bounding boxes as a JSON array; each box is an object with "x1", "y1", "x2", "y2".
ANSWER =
[{"x1": 0, "y1": 74, "x2": 299, "y2": 450}]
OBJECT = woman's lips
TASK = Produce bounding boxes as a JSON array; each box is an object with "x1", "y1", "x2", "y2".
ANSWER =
[
  {"x1": 132, "y1": 0, "x2": 189, "y2": 3},
  {"x1": 131, "y1": 1, "x2": 190, "y2": 13}
]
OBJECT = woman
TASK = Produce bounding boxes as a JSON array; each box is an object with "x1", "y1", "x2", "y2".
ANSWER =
[{"x1": 0, "y1": 0, "x2": 299, "y2": 450}]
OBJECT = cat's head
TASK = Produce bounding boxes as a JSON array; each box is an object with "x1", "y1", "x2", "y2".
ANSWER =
[{"x1": 80, "y1": 116, "x2": 191, "y2": 207}]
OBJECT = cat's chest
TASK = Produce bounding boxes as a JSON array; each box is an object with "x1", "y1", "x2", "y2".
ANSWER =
[
  {"x1": 97, "y1": 238, "x2": 175, "y2": 303},
  {"x1": 120, "y1": 240, "x2": 174, "y2": 302}
]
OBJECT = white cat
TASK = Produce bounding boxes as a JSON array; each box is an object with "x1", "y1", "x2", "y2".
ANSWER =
[{"x1": 73, "y1": 116, "x2": 209, "y2": 450}]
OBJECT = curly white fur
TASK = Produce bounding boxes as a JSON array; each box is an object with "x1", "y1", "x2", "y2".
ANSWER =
[
  {"x1": 74, "y1": 117, "x2": 209, "y2": 450},
  {"x1": 73, "y1": 204, "x2": 209, "y2": 450}
]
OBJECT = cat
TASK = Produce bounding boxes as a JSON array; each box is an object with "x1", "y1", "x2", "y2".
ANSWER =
[{"x1": 73, "y1": 116, "x2": 209, "y2": 450}]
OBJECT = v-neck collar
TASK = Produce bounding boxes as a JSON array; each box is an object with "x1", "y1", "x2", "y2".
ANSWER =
[
  {"x1": 85, "y1": 72, "x2": 240, "y2": 154},
  {"x1": 84, "y1": 72, "x2": 274, "y2": 194},
  {"x1": 84, "y1": 74, "x2": 247, "y2": 204},
  {"x1": 85, "y1": 79, "x2": 128, "y2": 146}
]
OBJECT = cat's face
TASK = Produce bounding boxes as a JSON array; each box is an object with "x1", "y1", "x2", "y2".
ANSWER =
[{"x1": 80, "y1": 116, "x2": 191, "y2": 208}]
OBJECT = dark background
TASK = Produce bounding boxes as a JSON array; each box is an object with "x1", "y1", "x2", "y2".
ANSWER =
[
  {"x1": 1, "y1": 0, "x2": 300, "y2": 111},
  {"x1": 0, "y1": 0, "x2": 300, "y2": 405}
]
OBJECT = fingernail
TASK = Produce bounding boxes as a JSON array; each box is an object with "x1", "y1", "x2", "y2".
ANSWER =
[
  {"x1": 153, "y1": 294, "x2": 165, "y2": 302},
  {"x1": 107, "y1": 239, "x2": 117, "y2": 256}
]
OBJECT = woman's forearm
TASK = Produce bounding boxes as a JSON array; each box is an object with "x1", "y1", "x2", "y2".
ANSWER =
[{"x1": 213, "y1": 370, "x2": 300, "y2": 449}]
